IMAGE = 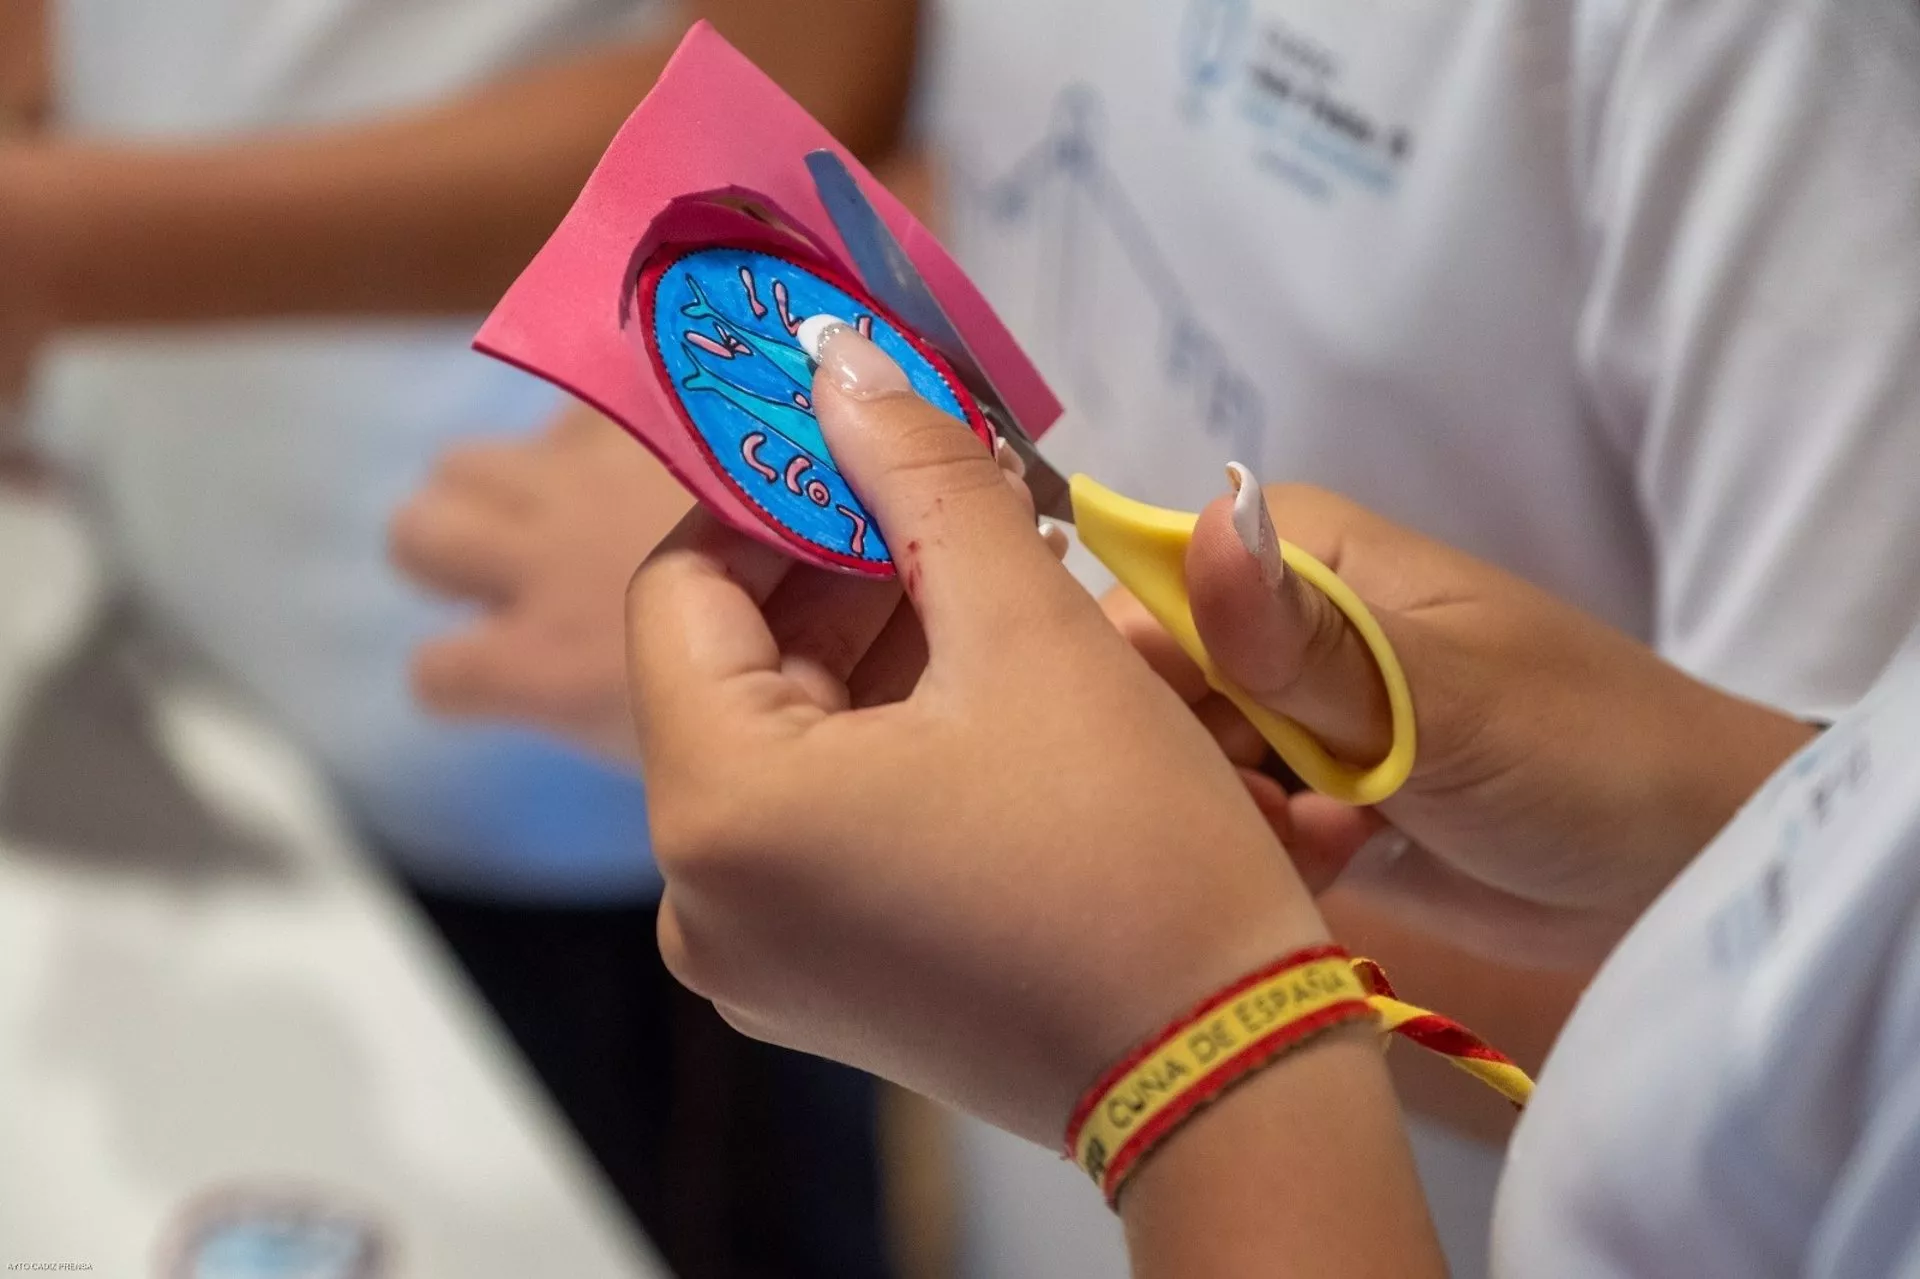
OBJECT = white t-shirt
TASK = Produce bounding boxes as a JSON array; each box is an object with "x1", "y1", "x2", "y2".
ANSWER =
[
  {"x1": 1497, "y1": 632, "x2": 1920, "y2": 1277},
  {"x1": 926, "y1": 0, "x2": 1920, "y2": 718},
  {"x1": 34, "y1": 0, "x2": 666, "y2": 901},
  {"x1": 923, "y1": 0, "x2": 1920, "y2": 1272}
]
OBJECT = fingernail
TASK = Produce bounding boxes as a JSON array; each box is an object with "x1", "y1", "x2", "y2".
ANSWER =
[
  {"x1": 1355, "y1": 827, "x2": 1413, "y2": 870},
  {"x1": 799, "y1": 314, "x2": 915, "y2": 401},
  {"x1": 994, "y1": 435, "x2": 1028, "y2": 479},
  {"x1": 1225, "y1": 462, "x2": 1285, "y2": 592},
  {"x1": 1038, "y1": 518, "x2": 1069, "y2": 559}
]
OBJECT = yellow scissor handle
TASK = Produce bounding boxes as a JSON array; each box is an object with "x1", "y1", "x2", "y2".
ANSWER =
[{"x1": 1069, "y1": 474, "x2": 1416, "y2": 806}]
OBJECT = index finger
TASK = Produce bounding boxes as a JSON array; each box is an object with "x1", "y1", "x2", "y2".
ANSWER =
[
  {"x1": 1102, "y1": 585, "x2": 1213, "y2": 705},
  {"x1": 624, "y1": 510, "x2": 806, "y2": 767},
  {"x1": 803, "y1": 322, "x2": 1105, "y2": 675}
]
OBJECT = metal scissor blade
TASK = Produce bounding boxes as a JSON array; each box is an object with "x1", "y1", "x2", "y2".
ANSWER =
[
  {"x1": 806, "y1": 150, "x2": 965, "y2": 359},
  {"x1": 805, "y1": 149, "x2": 1074, "y2": 525},
  {"x1": 1013, "y1": 451, "x2": 1076, "y2": 528}
]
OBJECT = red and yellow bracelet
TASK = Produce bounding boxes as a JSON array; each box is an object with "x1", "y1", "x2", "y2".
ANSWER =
[
  {"x1": 1065, "y1": 945, "x2": 1534, "y2": 1206},
  {"x1": 1350, "y1": 957, "x2": 1534, "y2": 1109}
]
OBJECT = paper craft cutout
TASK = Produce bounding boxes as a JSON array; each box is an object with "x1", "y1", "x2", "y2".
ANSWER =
[
  {"x1": 475, "y1": 21, "x2": 1060, "y2": 577},
  {"x1": 644, "y1": 243, "x2": 984, "y2": 570}
]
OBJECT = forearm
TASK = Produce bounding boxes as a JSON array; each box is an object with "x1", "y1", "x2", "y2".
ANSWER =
[
  {"x1": 8, "y1": 0, "x2": 916, "y2": 327},
  {"x1": 7, "y1": 67, "x2": 646, "y2": 326},
  {"x1": 1631, "y1": 675, "x2": 1820, "y2": 902},
  {"x1": 0, "y1": 0, "x2": 45, "y2": 132},
  {"x1": 1121, "y1": 1028, "x2": 1444, "y2": 1278},
  {"x1": 0, "y1": 0, "x2": 46, "y2": 135},
  {"x1": 1319, "y1": 671, "x2": 1815, "y2": 1145},
  {"x1": 1315, "y1": 906, "x2": 1584, "y2": 1143}
]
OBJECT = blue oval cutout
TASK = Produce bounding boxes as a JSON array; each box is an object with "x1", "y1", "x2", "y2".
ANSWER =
[{"x1": 645, "y1": 246, "x2": 979, "y2": 573}]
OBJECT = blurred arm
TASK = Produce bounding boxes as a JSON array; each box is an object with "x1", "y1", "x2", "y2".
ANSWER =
[
  {"x1": 0, "y1": 0, "x2": 919, "y2": 326},
  {"x1": 0, "y1": 0, "x2": 47, "y2": 135}
]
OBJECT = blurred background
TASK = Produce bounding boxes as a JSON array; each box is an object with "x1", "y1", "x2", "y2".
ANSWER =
[{"x1": 0, "y1": 1, "x2": 1134, "y2": 1275}]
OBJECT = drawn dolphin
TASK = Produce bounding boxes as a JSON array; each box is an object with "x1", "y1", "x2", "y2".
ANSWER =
[
  {"x1": 680, "y1": 340, "x2": 832, "y2": 462},
  {"x1": 680, "y1": 275, "x2": 818, "y2": 391}
]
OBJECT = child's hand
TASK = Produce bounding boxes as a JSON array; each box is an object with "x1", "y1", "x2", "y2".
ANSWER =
[
  {"x1": 389, "y1": 404, "x2": 694, "y2": 760},
  {"x1": 1108, "y1": 481, "x2": 1818, "y2": 967},
  {"x1": 390, "y1": 393, "x2": 1048, "y2": 760},
  {"x1": 629, "y1": 327, "x2": 1327, "y2": 1143}
]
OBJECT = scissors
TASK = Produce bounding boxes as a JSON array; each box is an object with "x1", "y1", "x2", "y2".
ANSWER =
[{"x1": 806, "y1": 151, "x2": 1415, "y2": 805}]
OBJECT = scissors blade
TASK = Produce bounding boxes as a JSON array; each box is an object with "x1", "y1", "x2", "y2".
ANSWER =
[{"x1": 805, "y1": 149, "x2": 1074, "y2": 524}]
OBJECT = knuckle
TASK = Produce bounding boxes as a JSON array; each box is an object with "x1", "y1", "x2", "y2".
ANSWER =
[
  {"x1": 1101, "y1": 590, "x2": 1156, "y2": 640},
  {"x1": 409, "y1": 643, "x2": 475, "y2": 711},
  {"x1": 424, "y1": 451, "x2": 473, "y2": 496},
  {"x1": 386, "y1": 498, "x2": 438, "y2": 566},
  {"x1": 1243, "y1": 578, "x2": 1356, "y2": 708},
  {"x1": 878, "y1": 413, "x2": 1004, "y2": 490},
  {"x1": 542, "y1": 665, "x2": 628, "y2": 735},
  {"x1": 645, "y1": 790, "x2": 742, "y2": 881},
  {"x1": 435, "y1": 441, "x2": 506, "y2": 486},
  {"x1": 540, "y1": 660, "x2": 598, "y2": 713},
  {"x1": 624, "y1": 560, "x2": 654, "y2": 621},
  {"x1": 780, "y1": 619, "x2": 864, "y2": 677},
  {"x1": 656, "y1": 895, "x2": 724, "y2": 1000},
  {"x1": 1301, "y1": 587, "x2": 1354, "y2": 673},
  {"x1": 710, "y1": 1001, "x2": 798, "y2": 1053},
  {"x1": 709, "y1": 1001, "x2": 766, "y2": 1041},
  {"x1": 627, "y1": 553, "x2": 686, "y2": 632}
]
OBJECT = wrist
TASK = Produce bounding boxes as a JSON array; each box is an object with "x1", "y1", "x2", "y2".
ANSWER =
[
  {"x1": 1119, "y1": 1024, "x2": 1445, "y2": 1277},
  {"x1": 1638, "y1": 673, "x2": 1817, "y2": 905},
  {"x1": 1507, "y1": 647, "x2": 1823, "y2": 942},
  {"x1": 1065, "y1": 945, "x2": 1374, "y2": 1205},
  {"x1": 3, "y1": 143, "x2": 236, "y2": 329}
]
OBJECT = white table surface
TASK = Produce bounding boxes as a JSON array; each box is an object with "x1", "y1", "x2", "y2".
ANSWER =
[{"x1": 0, "y1": 493, "x2": 669, "y2": 1279}]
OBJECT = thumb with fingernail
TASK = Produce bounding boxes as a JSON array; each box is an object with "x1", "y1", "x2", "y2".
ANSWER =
[
  {"x1": 800, "y1": 316, "x2": 1074, "y2": 658},
  {"x1": 1186, "y1": 463, "x2": 1395, "y2": 767}
]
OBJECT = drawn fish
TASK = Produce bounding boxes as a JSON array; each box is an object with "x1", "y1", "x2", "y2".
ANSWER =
[
  {"x1": 680, "y1": 340, "x2": 832, "y2": 461},
  {"x1": 680, "y1": 275, "x2": 817, "y2": 391}
]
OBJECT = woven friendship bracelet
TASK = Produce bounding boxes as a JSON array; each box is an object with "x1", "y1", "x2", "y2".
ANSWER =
[
  {"x1": 1064, "y1": 946, "x2": 1376, "y2": 1205},
  {"x1": 1065, "y1": 949, "x2": 1536, "y2": 1207},
  {"x1": 1351, "y1": 957, "x2": 1535, "y2": 1108}
]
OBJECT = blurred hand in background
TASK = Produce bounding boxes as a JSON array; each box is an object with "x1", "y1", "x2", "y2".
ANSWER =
[
  {"x1": 391, "y1": 404, "x2": 693, "y2": 761},
  {"x1": 390, "y1": 379, "x2": 1045, "y2": 763}
]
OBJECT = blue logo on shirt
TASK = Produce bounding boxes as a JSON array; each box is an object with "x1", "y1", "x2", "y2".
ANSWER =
[
  {"x1": 1179, "y1": 0, "x2": 1252, "y2": 119},
  {"x1": 1178, "y1": 2, "x2": 1416, "y2": 202}
]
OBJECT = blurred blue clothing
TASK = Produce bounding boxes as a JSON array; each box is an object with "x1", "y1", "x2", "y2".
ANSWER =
[
  {"x1": 35, "y1": 0, "x2": 668, "y2": 902},
  {"x1": 37, "y1": 329, "x2": 662, "y2": 902}
]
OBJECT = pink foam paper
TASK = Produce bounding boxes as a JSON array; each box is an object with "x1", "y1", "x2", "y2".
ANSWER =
[{"x1": 475, "y1": 21, "x2": 1060, "y2": 571}]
